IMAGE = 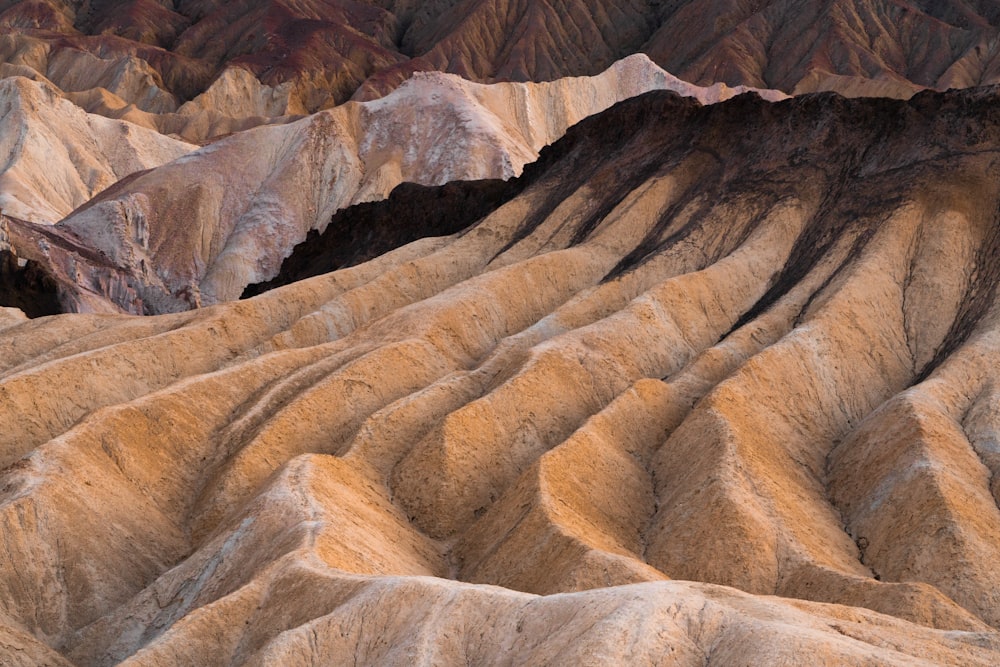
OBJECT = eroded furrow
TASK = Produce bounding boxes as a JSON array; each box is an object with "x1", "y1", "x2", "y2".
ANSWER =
[{"x1": 4, "y1": 86, "x2": 1000, "y2": 665}]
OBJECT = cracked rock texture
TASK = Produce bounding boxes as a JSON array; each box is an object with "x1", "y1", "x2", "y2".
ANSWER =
[{"x1": 3, "y1": 86, "x2": 1000, "y2": 664}]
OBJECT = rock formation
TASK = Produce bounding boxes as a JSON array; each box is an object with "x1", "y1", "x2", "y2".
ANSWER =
[
  {"x1": 5, "y1": 0, "x2": 1000, "y2": 137},
  {"x1": 644, "y1": 0, "x2": 1000, "y2": 97},
  {"x1": 3, "y1": 84, "x2": 1000, "y2": 664},
  {"x1": 3, "y1": 55, "x2": 785, "y2": 315},
  {"x1": 0, "y1": 75, "x2": 194, "y2": 223}
]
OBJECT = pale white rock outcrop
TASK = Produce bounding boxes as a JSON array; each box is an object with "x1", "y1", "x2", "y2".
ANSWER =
[{"x1": 0, "y1": 76, "x2": 195, "y2": 224}]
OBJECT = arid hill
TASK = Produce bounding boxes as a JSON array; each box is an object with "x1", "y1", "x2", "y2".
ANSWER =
[
  {"x1": 3, "y1": 83, "x2": 1000, "y2": 664},
  {"x1": 0, "y1": 76, "x2": 194, "y2": 224},
  {"x1": 0, "y1": 55, "x2": 784, "y2": 314},
  {"x1": 5, "y1": 0, "x2": 1000, "y2": 134},
  {"x1": 644, "y1": 0, "x2": 1000, "y2": 98}
]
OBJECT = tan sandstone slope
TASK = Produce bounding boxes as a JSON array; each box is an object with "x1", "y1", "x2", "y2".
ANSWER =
[
  {"x1": 2, "y1": 84, "x2": 1000, "y2": 665},
  {"x1": 3, "y1": 55, "x2": 784, "y2": 315}
]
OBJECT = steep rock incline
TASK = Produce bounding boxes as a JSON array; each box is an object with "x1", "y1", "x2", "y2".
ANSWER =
[
  {"x1": 643, "y1": 0, "x2": 1000, "y2": 97},
  {"x1": 4, "y1": 55, "x2": 784, "y2": 315},
  {"x1": 0, "y1": 75, "x2": 194, "y2": 223},
  {"x1": 6, "y1": 0, "x2": 1000, "y2": 123},
  {"x1": 3, "y1": 86, "x2": 1000, "y2": 664}
]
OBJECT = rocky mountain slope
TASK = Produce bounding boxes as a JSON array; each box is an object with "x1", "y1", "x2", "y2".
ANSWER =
[
  {"x1": 3, "y1": 81, "x2": 1000, "y2": 665},
  {"x1": 1, "y1": 54, "x2": 785, "y2": 315},
  {"x1": 6, "y1": 0, "x2": 1000, "y2": 135},
  {"x1": 644, "y1": 0, "x2": 1000, "y2": 98}
]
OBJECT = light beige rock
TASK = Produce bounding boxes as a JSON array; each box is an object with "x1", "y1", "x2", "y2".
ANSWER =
[
  {"x1": 0, "y1": 76, "x2": 194, "y2": 223},
  {"x1": 177, "y1": 67, "x2": 310, "y2": 119},
  {"x1": 43, "y1": 49, "x2": 178, "y2": 114}
]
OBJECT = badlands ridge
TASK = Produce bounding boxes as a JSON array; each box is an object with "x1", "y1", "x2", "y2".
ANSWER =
[
  {"x1": 1, "y1": 75, "x2": 1000, "y2": 664},
  {"x1": 0, "y1": 54, "x2": 785, "y2": 315},
  {"x1": 7, "y1": 0, "x2": 1000, "y2": 120}
]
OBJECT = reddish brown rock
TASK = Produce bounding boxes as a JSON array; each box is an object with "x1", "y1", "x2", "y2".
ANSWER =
[{"x1": 4, "y1": 0, "x2": 1000, "y2": 128}]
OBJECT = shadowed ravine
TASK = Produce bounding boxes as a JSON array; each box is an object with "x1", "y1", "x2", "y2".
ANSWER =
[{"x1": 4, "y1": 88, "x2": 1000, "y2": 664}]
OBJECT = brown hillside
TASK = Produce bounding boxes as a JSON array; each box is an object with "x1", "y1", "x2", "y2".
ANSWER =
[{"x1": 5, "y1": 0, "x2": 1000, "y2": 120}]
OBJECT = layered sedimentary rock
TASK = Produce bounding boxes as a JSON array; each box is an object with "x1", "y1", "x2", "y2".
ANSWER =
[
  {"x1": 3, "y1": 85, "x2": 1000, "y2": 664},
  {"x1": 5, "y1": 0, "x2": 1000, "y2": 135},
  {"x1": 3, "y1": 55, "x2": 784, "y2": 314}
]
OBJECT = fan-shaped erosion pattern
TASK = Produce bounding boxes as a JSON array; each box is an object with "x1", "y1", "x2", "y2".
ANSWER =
[{"x1": 4, "y1": 87, "x2": 1000, "y2": 664}]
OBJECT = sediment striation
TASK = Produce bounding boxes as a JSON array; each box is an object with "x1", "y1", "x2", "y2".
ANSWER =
[{"x1": 3, "y1": 85, "x2": 1000, "y2": 664}]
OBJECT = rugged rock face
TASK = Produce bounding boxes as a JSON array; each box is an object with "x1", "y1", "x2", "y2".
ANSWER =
[
  {"x1": 644, "y1": 0, "x2": 1000, "y2": 97},
  {"x1": 3, "y1": 85, "x2": 1000, "y2": 664},
  {"x1": 5, "y1": 0, "x2": 1000, "y2": 135},
  {"x1": 4, "y1": 55, "x2": 784, "y2": 315}
]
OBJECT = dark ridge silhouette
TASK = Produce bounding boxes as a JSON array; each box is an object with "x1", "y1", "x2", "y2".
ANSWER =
[
  {"x1": 0, "y1": 251, "x2": 61, "y2": 318},
  {"x1": 242, "y1": 179, "x2": 516, "y2": 297}
]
